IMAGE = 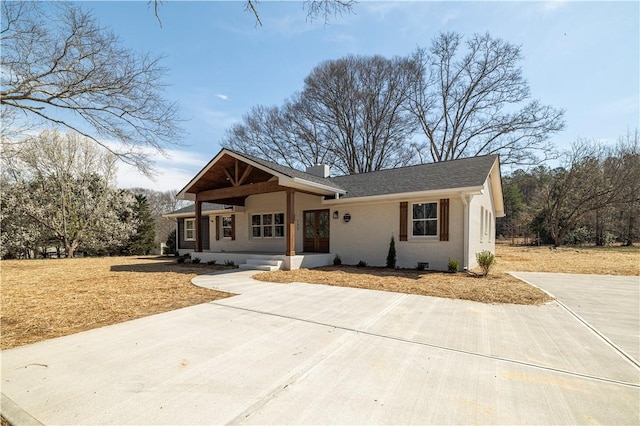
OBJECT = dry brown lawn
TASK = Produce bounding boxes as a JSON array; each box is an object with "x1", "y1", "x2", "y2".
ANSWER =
[
  {"x1": 254, "y1": 244, "x2": 639, "y2": 306},
  {"x1": 0, "y1": 257, "x2": 233, "y2": 350},
  {"x1": 2, "y1": 244, "x2": 637, "y2": 352},
  {"x1": 493, "y1": 243, "x2": 640, "y2": 275}
]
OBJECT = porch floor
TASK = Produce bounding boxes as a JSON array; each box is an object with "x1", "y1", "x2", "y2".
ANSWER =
[{"x1": 183, "y1": 251, "x2": 334, "y2": 271}]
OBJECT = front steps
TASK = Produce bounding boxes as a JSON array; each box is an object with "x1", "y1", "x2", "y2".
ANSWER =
[{"x1": 238, "y1": 257, "x2": 283, "y2": 271}]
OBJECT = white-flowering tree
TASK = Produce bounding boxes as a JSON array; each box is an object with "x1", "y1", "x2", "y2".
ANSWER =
[{"x1": 1, "y1": 130, "x2": 138, "y2": 258}]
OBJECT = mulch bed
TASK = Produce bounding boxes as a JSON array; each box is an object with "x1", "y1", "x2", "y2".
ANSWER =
[{"x1": 254, "y1": 265, "x2": 553, "y2": 305}]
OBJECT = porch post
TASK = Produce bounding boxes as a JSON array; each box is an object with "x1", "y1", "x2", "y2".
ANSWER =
[
  {"x1": 195, "y1": 200, "x2": 202, "y2": 252},
  {"x1": 286, "y1": 189, "x2": 295, "y2": 256}
]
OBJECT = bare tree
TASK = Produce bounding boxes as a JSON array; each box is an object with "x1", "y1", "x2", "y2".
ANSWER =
[
  {"x1": 408, "y1": 32, "x2": 565, "y2": 166},
  {"x1": 226, "y1": 55, "x2": 417, "y2": 175},
  {"x1": 150, "y1": 0, "x2": 356, "y2": 27},
  {"x1": 225, "y1": 98, "x2": 336, "y2": 171},
  {"x1": 536, "y1": 138, "x2": 638, "y2": 247},
  {"x1": 1, "y1": 2, "x2": 182, "y2": 174}
]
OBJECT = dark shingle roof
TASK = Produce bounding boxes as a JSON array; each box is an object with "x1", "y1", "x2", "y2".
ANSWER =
[{"x1": 329, "y1": 155, "x2": 498, "y2": 199}]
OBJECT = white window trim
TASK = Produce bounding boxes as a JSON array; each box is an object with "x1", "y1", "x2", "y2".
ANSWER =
[
  {"x1": 184, "y1": 218, "x2": 195, "y2": 241},
  {"x1": 410, "y1": 201, "x2": 439, "y2": 240},
  {"x1": 250, "y1": 212, "x2": 285, "y2": 240},
  {"x1": 221, "y1": 215, "x2": 233, "y2": 240}
]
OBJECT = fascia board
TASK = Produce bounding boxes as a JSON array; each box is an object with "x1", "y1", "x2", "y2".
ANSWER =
[
  {"x1": 162, "y1": 206, "x2": 243, "y2": 219},
  {"x1": 279, "y1": 176, "x2": 346, "y2": 196},
  {"x1": 176, "y1": 149, "x2": 228, "y2": 200},
  {"x1": 322, "y1": 186, "x2": 484, "y2": 205},
  {"x1": 488, "y1": 158, "x2": 505, "y2": 217}
]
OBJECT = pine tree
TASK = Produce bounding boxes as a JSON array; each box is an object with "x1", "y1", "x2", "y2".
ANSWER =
[
  {"x1": 126, "y1": 194, "x2": 156, "y2": 255},
  {"x1": 386, "y1": 236, "x2": 397, "y2": 268}
]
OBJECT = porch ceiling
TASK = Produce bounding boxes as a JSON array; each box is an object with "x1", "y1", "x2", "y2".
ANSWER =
[{"x1": 186, "y1": 153, "x2": 275, "y2": 196}]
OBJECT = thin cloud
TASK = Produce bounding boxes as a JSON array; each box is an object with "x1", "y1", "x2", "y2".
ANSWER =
[{"x1": 214, "y1": 94, "x2": 229, "y2": 101}]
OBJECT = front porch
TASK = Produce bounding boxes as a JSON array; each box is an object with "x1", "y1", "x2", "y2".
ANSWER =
[
  {"x1": 176, "y1": 149, "x2": 345, "y2": 270},
  {"x1": 179, "y1": 250, "x2": 335, "y2": 271}
]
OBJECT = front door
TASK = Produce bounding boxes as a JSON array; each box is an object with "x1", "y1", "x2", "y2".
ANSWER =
[{"x1": 303, "y1": 209, "x2": 330, "y2": 253}]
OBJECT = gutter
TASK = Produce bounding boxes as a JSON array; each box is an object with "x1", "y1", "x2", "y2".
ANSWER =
[{"x1": 322, "y1": 186, "x2": 484, "y2": 205}]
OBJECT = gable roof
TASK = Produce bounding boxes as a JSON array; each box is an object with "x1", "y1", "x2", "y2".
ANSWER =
[
  {"x1": 175, "y1": 148, "x2": 502, "y2": 215},
  {"x1": 177, "y1": 148, "x2": 345, "y2": 201},
  {"x1": 330, "y1": 155, "x2": 499, "y2": 199},
  {"x1": 231, "y1": 150, "x2": 345, "y2": 191}
]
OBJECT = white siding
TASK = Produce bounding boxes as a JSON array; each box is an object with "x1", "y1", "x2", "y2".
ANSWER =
[
  {"x1": 330, "y1": 197, "x2": 464, "y2": 271},
  {"x1": 467, "y1": 177, "x2": 496, "y2": 269}
]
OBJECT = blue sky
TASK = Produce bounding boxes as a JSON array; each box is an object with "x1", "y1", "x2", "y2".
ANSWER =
[{"x1": 79, "y1": 1, "x2": 639, "y2": 192}]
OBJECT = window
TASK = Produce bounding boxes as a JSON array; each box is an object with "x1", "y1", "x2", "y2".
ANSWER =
[
  {"x1": 251, "y1": 213, "x2": 285, "y2": 239},
  {"x1": 480, "y1": 206, "x2": 485, "y2": 241},
  {"x1": 485, "y1": 209, "x2": 489, "y2": 236},
  {"x1": 184, "y1": 218, "x2": 195, "y2": 241},
  {"x1": 412, "y1": 202, "x2": 437, "y2": 237},
  {"x1": 222, "y1": 216, "x2": 233, "y2": 239}
]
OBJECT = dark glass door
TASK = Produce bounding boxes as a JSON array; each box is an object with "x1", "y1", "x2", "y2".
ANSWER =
[{"x1": 303, "y1": 209, "x2": 330, "y2": 253}]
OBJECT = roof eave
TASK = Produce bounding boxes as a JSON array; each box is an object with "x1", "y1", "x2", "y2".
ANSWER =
[
  {"x1": 280, "y1": 176, "x2": 345, "y2": 196},
  {"x1": 488, "y1": 157, "x2": 505, "y2": 217},
  {"x1": 162, "y1": 208, "x2": 231, "y2": 219},
  {"x1": 323, "y1": 186, "x2": 485, "y2": 205}
]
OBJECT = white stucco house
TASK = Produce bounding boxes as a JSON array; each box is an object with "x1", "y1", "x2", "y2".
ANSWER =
[{"x1": 164, "y1": 148, "x2": 504, "y2": 271}]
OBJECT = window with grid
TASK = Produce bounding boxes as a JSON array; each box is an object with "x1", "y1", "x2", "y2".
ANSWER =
[
  {"x1": 251, "y1": 213, "x2": 285, "y2": 239},
  {"x1": 184, "y1": 219, "x2": 195, "y2": 241},
  {"x1": 412, "y1": 202, "x2": 438, "y2": 237}
]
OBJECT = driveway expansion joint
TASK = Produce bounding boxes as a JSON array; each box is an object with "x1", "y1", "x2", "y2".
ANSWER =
[{"x1": 211, "y1": 301, "x2": 640, "y2": 389}]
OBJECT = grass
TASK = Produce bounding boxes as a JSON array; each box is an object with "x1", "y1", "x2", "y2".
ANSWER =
[
  {"x1": 493, "y1": 243, "x2": 640, "y2": 275},
  {"x1": 0, "y1": 257, "x2": 233, "y2": 350}
]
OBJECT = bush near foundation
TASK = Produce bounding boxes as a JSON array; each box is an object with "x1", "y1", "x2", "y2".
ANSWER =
[{"x1": 476, "y1": 251, "x2": 496, "y2": 276}]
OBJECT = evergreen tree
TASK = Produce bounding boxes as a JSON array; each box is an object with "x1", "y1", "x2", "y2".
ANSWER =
[
  {"x1": 386, "y1": 236, "x2": 397, "y2": 268},
  {"x1": 125, "y1": 194, "x2": 156, "y2": 255}
]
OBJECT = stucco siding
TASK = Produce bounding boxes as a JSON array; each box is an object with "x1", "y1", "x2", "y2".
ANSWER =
[
  {"x1": 176, "y1": 187, "x2": 495, "y2": 272},
  {"x1": 204, "y1": 192, "x2": 326, "y2": 254},
  {"x1": 467, "y1": 177, "x2": 496, "y2": 269},
  {"x1": 330, "y1": 197, "x2": 465, "y2": 271}
]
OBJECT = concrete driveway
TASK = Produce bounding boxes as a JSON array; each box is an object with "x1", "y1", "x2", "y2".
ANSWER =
[{"x1": 2, "y1": 270, "x2": 639, "y2": 425}]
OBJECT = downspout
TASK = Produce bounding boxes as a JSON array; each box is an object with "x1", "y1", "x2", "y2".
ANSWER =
[{"x1": 461, "y1": 193, "x2": 471, "y2": 271}]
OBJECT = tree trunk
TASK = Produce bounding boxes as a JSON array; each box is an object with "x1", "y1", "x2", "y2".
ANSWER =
[
  {"x1": 594, "y1": 209, "x2": 604, "y2": 246},
  {"x1": 624, "y1": 209, "x2": 635, "y2": 246}
]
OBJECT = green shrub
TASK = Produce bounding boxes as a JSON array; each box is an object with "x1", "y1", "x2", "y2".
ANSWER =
[
  {"x1": 447, "y1": 258, "x2": 460, "y2": 273},
  {"x1": 206, "y1": 260, "x2": 217, "y2": 266},
  {"x1": 357, "y1": 260, "x2": 368, "y2": 267},
  {"x1": 386, "y1": 236, "x2": 396, "y2": 268},
  {"x1": 192, "y1": 257, "x2": 201, "y2": 264},
  {"x1": 476, "y1": 251, "x2": 496, "y2": 276},
  {"x1": 416, "y1": 262, "x2": 426, "y2": 271},
  {"x1": 176, "y1": 256, "x2": 185, "y2": 264},
  {"x1": 333, "y1": 254, "x2": 342, "y2": 266},
  {"x1": 224, "y1": 259, "x2": 235, "y2": 267}
]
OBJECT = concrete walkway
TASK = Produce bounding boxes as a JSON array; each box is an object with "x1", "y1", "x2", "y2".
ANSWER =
[{"x1": 1, "y1": 270, "x2": 639, "y2": 425}]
